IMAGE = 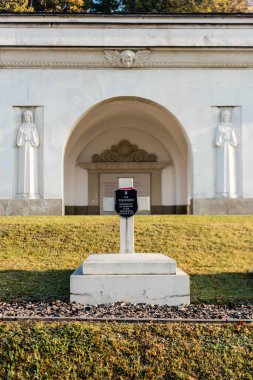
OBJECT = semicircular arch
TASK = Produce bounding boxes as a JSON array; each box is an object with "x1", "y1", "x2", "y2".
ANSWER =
[{"x1": 64, "y1": 96, "x2": 192, "y2": 215}]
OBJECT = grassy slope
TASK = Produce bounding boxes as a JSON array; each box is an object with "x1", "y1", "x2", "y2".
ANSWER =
[
  {"x1": 0, "y1": 322, "x2": 252, "y2": 380},
  {"x1": 0, "y1": 216, "x2": 252, "y2": 303}
]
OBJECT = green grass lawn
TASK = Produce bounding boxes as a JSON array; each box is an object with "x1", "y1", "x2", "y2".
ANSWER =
[
  {"x1": 0, "y1": 215, "x2": 252, "y2": 304},
  {"x1": 0, "y1": 216, "x2": 252, "y2": 379},
  {"x1": 0, "y1": 322, "x2": 252, "y2": 380}
]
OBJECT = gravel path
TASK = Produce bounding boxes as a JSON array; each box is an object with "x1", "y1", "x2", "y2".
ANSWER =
[{"x1": 0, "y1": 302, "x2": 252, "y2": 320}]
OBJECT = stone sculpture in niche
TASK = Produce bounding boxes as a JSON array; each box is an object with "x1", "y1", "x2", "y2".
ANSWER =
[
  {"x1": 92, "y1": 140, "x2": 157, "y2": 162},
  {"x1": 104, "y1": 50, "x2": 152, "y2": 68},
  {"x1": 214, "y1": 109, "x2": 239, "y2": 198},
  {"x1": 16, "y1": 110, "x2": 40, "y2": 199}
]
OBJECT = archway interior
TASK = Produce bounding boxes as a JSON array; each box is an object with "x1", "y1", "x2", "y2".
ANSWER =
[{"x1": 64, "y1": 97, "x2": 191, "y2": 215}]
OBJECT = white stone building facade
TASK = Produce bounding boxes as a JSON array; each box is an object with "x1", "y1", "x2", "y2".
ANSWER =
[{"x1": 0, "y1": 14, "x2": 253, "y2": 215}]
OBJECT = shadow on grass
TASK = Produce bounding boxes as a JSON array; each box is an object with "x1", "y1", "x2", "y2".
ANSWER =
[
  {"x1": 191, "y1": 272, "x2": 253, "y2": 304},
  {"x1": 0, "y1": 270, "x2": 252, "y2": 304},
  {"x1": 0, "y1": 269, "x2": 73, "y2": 302}
]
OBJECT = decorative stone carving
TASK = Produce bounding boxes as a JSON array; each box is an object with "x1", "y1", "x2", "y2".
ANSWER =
[
  {"x1": 214, "y1": 109, "x2": 239, "y2": 198},
  {"x1": 4, "y1": 60, "x2": 253, "y2": 69},
  {"x1": 104, "y1": 50, "x2": 152, "y2": 68},
  {"x1": 92, "y1": 140, "x2": 157, "y2": 162},
  {"x1": 16, "y1": 110, "x2": 40, "y2": 199},
  {"x1": 3, "y1": 48, "x2": 253, "y2": 69}
]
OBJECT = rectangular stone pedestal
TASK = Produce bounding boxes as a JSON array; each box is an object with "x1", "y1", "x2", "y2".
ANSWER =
[{"x1": 70, "y1": 254, "x2": 190, "y2": 306}]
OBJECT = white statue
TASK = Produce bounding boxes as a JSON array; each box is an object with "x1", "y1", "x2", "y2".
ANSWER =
[
  {"x1": 214, "y1": 109, "x2": 239, "y2": 198},
  {"x1": 17, "y1": 110, "x2": 40, "y2": 198},
  {"x1": 104, "y1": 49, "x2": 151, "y2": 68}
]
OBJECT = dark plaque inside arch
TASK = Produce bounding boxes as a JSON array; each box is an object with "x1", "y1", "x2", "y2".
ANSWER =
[{"x1": 115, "y1": 188, "x2": 138, "y2": 218}]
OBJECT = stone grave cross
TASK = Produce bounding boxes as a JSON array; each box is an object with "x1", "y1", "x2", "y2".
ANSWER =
[{"x1": 103, "y1": 178, "x2": 150, "y2": 254}]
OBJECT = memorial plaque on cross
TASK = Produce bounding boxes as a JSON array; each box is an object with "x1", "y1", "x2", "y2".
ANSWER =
[
  {"x1": 115, "y1": 188, "x2": 138, "y2": 218},
  {"x1": 103, "y1": 178, "x2": 150, "y2": 254}
]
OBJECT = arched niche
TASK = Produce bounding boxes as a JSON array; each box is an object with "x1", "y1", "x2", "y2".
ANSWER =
[{"x1": 64, "y1": 97, "x2": 192, "y2": 215}]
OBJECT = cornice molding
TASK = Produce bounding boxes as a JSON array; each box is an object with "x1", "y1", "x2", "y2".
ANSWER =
[
  {"x1": 1, "y1": 47, "x2": 253, "y2": 69},
  {"x1": 78, "y1": 162, "x2": 169, "y2": 171},
  {"x1": 1, "y1": 61, "x2": 253, "y2": 69},
  {"x1": 1, "y1": 14, "x2": 253, "y2": 25}
]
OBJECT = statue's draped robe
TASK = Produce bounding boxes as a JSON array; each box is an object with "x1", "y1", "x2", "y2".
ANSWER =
[
  {"x1": 215, "y1": 122, "x2": 238, "y2": 198},
  {"x1": 17, "y1": 123, "x2": 39, "y2": 198}
]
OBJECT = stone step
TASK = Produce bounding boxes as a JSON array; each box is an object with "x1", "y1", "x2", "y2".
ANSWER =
[{"x1": 82, "y1": 253, "x2": 177, "y2": 275}]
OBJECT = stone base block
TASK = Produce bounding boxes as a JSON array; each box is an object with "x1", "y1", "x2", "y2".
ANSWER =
[
  {"x1": 82, "y1": 254, "x2": 176, "y2": 275},
  {"x1": 0, "y1": 199, "x2": 63, "y2": 216},
  {"x1": 70, "y1": 255, "x2": 190, "y2": 306},
  {"x1": 193, "y1": 198, "x2": 253, "y2": 215}
]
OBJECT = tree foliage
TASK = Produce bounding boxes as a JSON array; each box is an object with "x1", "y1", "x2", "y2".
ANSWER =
[
  {"x1": 33, "y1": 0, "x2": 86, "y2": 12},
  {"x1": 123, "y1": 0, "x2": 160, "y2": 13},
  {"x1": 187, "y1": 0, "x2": 249, "y2": 13},
  {"x1": 91, "y1": 0, "x2": 120, "y2": 12},
  {"x1": 0, "y1": 0, "x2": 32, "y2": 12},
  {"x1": 0, "y1": 0, "x2": 87, "y2": 12},
  {"x1": 0, "y1": 0, "x2": 251, "y2": 13},
  {"x1": 123, "y1": 0, "x2": 249, "y2": 13}
]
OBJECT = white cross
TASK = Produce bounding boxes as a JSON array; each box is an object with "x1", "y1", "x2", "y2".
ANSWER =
[{"x1": 103, "y1": 178, "x2": 150, "y2": 254}]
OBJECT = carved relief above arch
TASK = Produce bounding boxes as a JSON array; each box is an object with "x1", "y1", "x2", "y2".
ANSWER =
[
  {"x1": 92, "y1": 140, "x2": 158, "y2": 163},
  {"x1": 78, "y1": 139, "x2": 170, "y2": 215}
]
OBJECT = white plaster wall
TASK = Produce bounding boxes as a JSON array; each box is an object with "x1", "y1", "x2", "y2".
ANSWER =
[
  {"x1": 162, "y1": 166, "x2": 176, "y2": 205},
  {"x1": 0, "y1": 67, "x2": 253, "y2": 203},
  {"x1": 0, "y1": 104, "x2": 13, "y2": 198}
]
